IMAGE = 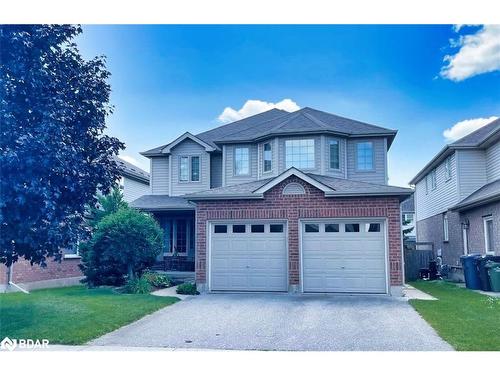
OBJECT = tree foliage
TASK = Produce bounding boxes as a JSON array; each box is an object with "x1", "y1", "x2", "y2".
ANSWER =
[
  {"x1": 87, "y1": 188, "x2": 128, "y2": 228},
  {"x1": 79, "y1": 208, "x2": 163, "y2": 287},
  {"x1": 0, "y1": 25, "x2": 124, "y2": 266}
]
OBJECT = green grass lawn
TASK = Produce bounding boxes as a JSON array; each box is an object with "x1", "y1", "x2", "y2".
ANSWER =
[
  {"x1": 410, "y1": 281, "x2": 500, "y2": 351},
  {"x1": 0, "y1": 286, "x2": 178, "y2": 345}
]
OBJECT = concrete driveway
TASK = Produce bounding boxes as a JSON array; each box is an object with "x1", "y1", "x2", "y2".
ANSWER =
[{"x1": 90, "y1": 293, "x2": 452, "y2": 351}]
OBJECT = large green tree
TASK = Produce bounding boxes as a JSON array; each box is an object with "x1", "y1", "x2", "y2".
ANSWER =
[{"x1": 0, "y1": 25, "x2": 124, "y2": 266}]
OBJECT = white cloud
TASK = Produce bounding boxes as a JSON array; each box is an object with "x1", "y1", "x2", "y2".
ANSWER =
[
  {"x1": 443, "y1": 116, "x2": 498, "y2": 142},
  {"x1": 119, "y1": 154, "x2": 149, "y2": 172},
  {"x1": 440, "y1": 25, "x2": 500, "y2": 81},
  {"x1": 217, "y1": 99, "x2": 300, "y2": 123}
]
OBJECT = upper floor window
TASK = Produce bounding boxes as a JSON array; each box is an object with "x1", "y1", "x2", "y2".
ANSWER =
[
  {"x1": 444, "y1": 156, "x2": 452, "y2": 181},
  {"x1": 430, "y1": 169, "x2": 437, "y2": 190},
  {"x1": 179, "y1": 156, "x2": 200, "y2": 182},
  {"x1": 356, "y1": 142, "x2": 374, "y2": 170},
  {"x1": 285, "y1": 139, "x2": 315, "y2": 169},
  {"x1": 329, "y1": 140, "x2": 340, "y2": 170},
  {"x1": 234, "y1": 147, "x2": 250, "y2": 176},
  {"x1": 263, "y1": 142, "x2": 272, "y2": 173}
]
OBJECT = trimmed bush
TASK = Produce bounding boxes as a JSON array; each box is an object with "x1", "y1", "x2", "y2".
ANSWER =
[
  {"x1": 143, "y1": 271, "x2": 173, "y2": 289},
  {"x1": 124, "y1": 276, "x2": 152, "y2": 294},
  {"x1": 176, "y1": 282, "x2": 199, "y2": 295}
]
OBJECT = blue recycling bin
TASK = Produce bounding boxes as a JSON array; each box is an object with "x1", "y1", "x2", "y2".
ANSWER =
[{"x1": 461, "y1": 254, "x2": 481, "y2": 290}]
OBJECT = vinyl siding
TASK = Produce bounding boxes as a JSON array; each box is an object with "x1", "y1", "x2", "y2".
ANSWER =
[
  {"x1": 486, "y1": 141, "x2": 500, "y2": 182},
  {"x1": 224, "y1": 143, "x2": 258, "y2": 186},
  {"x1": 170, "y1": 139, "x2": 210, "y2": 196},
  {"x1": 457, "y1": 149, "x2": 487, "y2": 200},
  {"x1": 151, "y1": 156, "x2": 169, "y2": 194},
  {"x1": 122, "y1": 177, "x2": 150, "y2": 203},
  {"x1": 210, "y1": 153, "x2": 223, "y2": 188},
  {"x1": 414, "y1": 152, "x2": 459, "y2": 221},
  {"x1": 346, "y1": 137, "x2": 387, "y2": 185}
]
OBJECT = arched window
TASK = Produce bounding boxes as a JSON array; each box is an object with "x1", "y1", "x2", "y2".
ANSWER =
[{"x1": 282, "y1": 182, "x2": 306, "y2": 195}]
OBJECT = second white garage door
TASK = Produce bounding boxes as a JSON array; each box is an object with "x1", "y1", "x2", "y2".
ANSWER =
[
  {"x1": 301, "y1": 219, "x2": 387, "y2": 294},
  {"x1": 210, "y1": 222, "x2": 288, "y2": 292}
]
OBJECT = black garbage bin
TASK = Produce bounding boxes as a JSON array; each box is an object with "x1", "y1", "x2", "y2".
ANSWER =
[
  {"x1": 477, "y1": 255, "x2": 500, "y2": 291},
  {"x1": 460, "y1": 254, "x2": 481, "y2": 289}
]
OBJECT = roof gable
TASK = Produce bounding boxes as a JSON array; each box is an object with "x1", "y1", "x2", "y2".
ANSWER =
[
  {"x1": 253, "y1": 167, "x2": 335, "y2": 194},
  {"x1": 142, "y1": 132, "x2": 215, "y2": 156}
]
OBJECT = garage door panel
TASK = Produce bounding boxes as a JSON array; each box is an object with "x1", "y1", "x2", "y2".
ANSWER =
[{"x1": 302, "y1": 220, "x2": 387, "y2": 294}]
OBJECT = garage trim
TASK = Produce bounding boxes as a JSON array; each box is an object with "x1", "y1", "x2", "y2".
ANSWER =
[
  {"x1": 299, "y1": 217, "x2": 389, "y2": 295},
  {"x1": 207, "y1": 219, "x2": 289, "y2": 292}
]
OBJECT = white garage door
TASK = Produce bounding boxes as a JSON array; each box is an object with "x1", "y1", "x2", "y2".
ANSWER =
[
  {"x1": 302, "y1": 220, "x2": 387, "y2": 294},
  {"x1": 210, "y1": 222, "x2": 288, "y2": 292}
]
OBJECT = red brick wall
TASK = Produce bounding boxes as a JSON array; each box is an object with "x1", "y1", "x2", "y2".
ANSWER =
[
  {"x1": 195, "y1": 176, "x2": 403, "y2": 288},
  {"x1": 0, "y1": 257, "x2": 82, "y2": 285}
]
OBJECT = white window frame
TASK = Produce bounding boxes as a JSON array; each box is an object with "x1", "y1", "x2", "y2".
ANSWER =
[
  {"x1": 444, "y1": 156, "x2": 452, "y2": 181},
  {"x1": 430, "y1": 169, "x2": 437, "y2": 190},
  {"x1": 484, "y1": 216, "x2": 495, "y2": 254},
  {"x1": 356, "y1": 141, "x2": 374, "y2": 171},
  {"x1": 179, "y1": 156, "x2": 190, "y2": 182},
  {"x1": 234, "y1": 147, "x2": 250, "y2": 176},
  {"x1": 329, "y1": 139, "x2": 340, "y2": 170},
  {"x1": 463, "y1": 227, "x2": 468, "y2": 255},
  {"x1": 179, "y1": 155, "x2": 201, "y2": 183},
  {"x1": 285, "y1": 139, "x2": 315, "y2": 170},
  {"x1": 263, "y1": 142, "x2": 272, "y2": 173},
  {"x1": 443, "y1": 213, "x2": 449, "y2": 242}
]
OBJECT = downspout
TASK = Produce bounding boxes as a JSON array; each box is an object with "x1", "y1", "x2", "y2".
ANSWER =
[{"x1": 7, "y1": 264, "x2": 29, "y2": 294}]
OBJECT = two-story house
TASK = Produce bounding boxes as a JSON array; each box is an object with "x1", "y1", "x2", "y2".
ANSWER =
[
  {"x1": 410, "y1": 118, "x2": 500, "y2": 267},
  {"x1": 132, "y1": 107, "x2": 412, "y2": 296}
]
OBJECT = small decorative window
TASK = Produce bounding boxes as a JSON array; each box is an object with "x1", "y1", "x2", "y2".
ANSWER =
[
  {"x1": 214, "y1": 225, "x2": 227, "y2": 233},
  {"x1": 366, "y1": 223, "x2": 381, "y2": 232},
  {"x1": 345, "y1": 223, "x2": 360, "y2": 232},
  {"x1": 234, "y1": 147, "x2": 250, "y2": 176},
  {"x1": 444, "y1": 156, "x2": 452, "y2": 181},
  {"x1": 357, "y1": 142, "x2": 374, "y2": 170},
  {"x1": 484, "y1": 217, "x2": 494, "y2": 254},
  {"x1": 270, "y1": 224, "x2": 284, "y2": 233},
  {"x1": 232, "y1": 224, "x2": 246, "y2": 233},
  {"x1": 283, "y1": 182, "x2": 306, "y2": 195},
  {"x1": 325, "y1": 224, "x2": 339, "y2": 233},
  {"x1": 443, "y1": 214, "x2": 449, "y2": 242},
  {"x1": 251, "y1": 224, "x2": 265, "y2": 233},
  {"x1": 430, "y1": 169, "x2": 437, "y2": 190},
  {"x1": 305, "y1": 224, "x2": 319, "y2": 233},
  {"x1": 263, "y1": 142, "x2": 272, "y2": 173},
  {"x1": 329, "y1": 140, "x2": 340, "y2": 170}
]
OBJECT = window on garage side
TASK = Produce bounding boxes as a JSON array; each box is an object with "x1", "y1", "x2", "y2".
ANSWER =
[
  {"x1": 345, "y1": 223, "x2": 360, "y2": 232},
  {"x1": 325, "y1": 223, "x2": 339, "y2": 232},
  {"x1": 305, "y1": 223, "x2": 319, "y2": 232},
  {"x1": 270, "y1": 224, "x2": 283, "y2": 233},
  {"x1": 251, "y1": 224, "x2": 265, "y2": 233},
  {"x1": 365, "y1": 223, "x2": 381, "y2": 232},
  {"x1": 214, "y1": 225, "x2": 227, "y2": 233}
]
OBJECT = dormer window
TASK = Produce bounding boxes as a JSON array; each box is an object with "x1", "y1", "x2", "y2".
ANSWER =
[
  {"x1": 234, "y1": 147, "x2": 250, "y2": 176},
  {"x1": 285, "y1": 139, "x2": 315, "y2": 169},
  {"x1": 357, "y1": 142, "x2": 374, "y2": 170},
  {"x1": 263, "y1": 142, "x2": 272, "y2": 173}
]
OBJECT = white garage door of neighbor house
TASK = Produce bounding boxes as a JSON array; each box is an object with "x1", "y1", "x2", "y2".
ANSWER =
[
  {"x1": 302, "y1": 220, "x2": 387, "y2": 294},
  {"x1": 210, "y1": 222, "x2": 288, "y2": 292}
]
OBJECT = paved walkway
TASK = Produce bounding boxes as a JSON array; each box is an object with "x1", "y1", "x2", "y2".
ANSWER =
[{"x1": 90, "y1": 293, "x2": 452, "y2": 351}]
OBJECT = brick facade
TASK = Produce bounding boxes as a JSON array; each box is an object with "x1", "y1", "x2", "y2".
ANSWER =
[
  {"x1": 460, "y1": 201, "x2": 500, "y2": 256},
  {"x1": 195, "y1": 176, "x2": 404, "y2": 291}
]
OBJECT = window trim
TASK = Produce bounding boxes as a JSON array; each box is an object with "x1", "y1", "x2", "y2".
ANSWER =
[
  {"x1": 444, "y1": 156, "x2": 452, "y2": 182},
  {"x1": 285, "y1": 138, "x2": 316, "y2": 170},
  {"x1": 179, "y1": 156, "x2": 190, "y2": 182},
  {"x1": 484, "y1": 216, "x2": 495, "y2": 255},
  {"x1": 443, "y1": 213, "x2": 449, "y2": 242},
  {"x1": 430, "y1": 169, "x2": 437, "y2": 190},
  {"x1": 262, "y1": 142, "x2": 273, "y2": 174},
  {"x1": 233, "y1": 146, "x2": 251, "y2": 176},
  {"x1": 191, "y1": 155, "x2": 200, "y2": 182},
  {"x1": 178, "y1": 155, "x2": 202, "y2": 183},
  {"x1": 356, "y1": 141, "x2": 374, "y2": 171},
  {"x1": 328, "y1": 139, "x2": 340, "y2": 171}
]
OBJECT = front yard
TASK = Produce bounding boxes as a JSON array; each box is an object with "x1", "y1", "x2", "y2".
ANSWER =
[
  {"x1": 0, "y1": 286, "x2": 178, "y2": 345},
  {"x1": 410, "y1": 281, "x2": 500, "y2": 351}
]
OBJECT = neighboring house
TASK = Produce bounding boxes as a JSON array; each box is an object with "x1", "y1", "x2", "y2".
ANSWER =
[
  {"x1": 410, "y1": 118, "x2": 500, "y2": 267},
  {"x1": 0, "y1": 158, "x2": 150, "y2": 292},
  {"x1": 401, "y1": 194, "x2": 416, "y2": 241},
  {"x1": 132, "y1": 107, "x2": 412, "y2": 295}
]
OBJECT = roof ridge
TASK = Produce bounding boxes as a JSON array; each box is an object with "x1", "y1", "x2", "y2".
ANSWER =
[
  {"x1": 301, "y1": 111, "x2": 330, "y2": 129},
  {"x1": 451, "y1": 117, "x2": 500, "y2": 146}
]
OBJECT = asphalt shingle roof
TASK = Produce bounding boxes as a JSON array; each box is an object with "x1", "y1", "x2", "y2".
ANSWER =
[
  {"x1": 130, "y1": 195, "x2": 195, "y2": 211},
  {"x1": 450, "y1": 118, "x2": 500, "y2": 147},
  {"x1": 115, "y1": 156, "x2": 150, "y2": 183},
  {"x1": 400, "y1": 194, "x2": 415, "y2": 212},
  {"x1": 452, "y1": 179, "x2": 500, "y2": 211}
]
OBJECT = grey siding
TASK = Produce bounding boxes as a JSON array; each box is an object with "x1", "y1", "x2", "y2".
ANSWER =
[
  {"x1": 123, "y1": 177, "x2": 150, "y2": 203},
  {"x1": 415, "y1": 152, "x2": 459, "y2": 221},
  {"x1": 170, "y1": 139, "x2": 210, "y2": 196},
  {"x1": 151, "y1": 156, "x2": 169, "y2": 194},
  {"x1": 210, "y1": 153, "x2": 223, "y2": 188},
  {"x1": 346, "y1": 138, "x2": 387, "y2": 185},
  {"x1": 457, "y1": 149, "x2": 487, "y2": 200},
  {"x1": 224, "y1": 143, "x2": 258, "y2": 186},
  {"x1": 486, "y1": 141, "x2": 500, "y2": 182}
]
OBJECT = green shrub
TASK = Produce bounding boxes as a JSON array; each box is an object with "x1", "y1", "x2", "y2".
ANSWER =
[
  {"x1": 79, "y1": 207, "x2": 163, "y2": 287},
  {"x1": 176, "y1": 282, "x2": 199, "y2": 295},
  {"x1": 143, "y1": 271, "x2": 173, "y2": 288},
  {"x1": 124, "y1": 276, "x2": 152, "y2": 294}
]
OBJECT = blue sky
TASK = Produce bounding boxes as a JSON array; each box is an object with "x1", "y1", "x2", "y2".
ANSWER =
[{"x1": 76, "y1": 25, "x2": 500, "y2": 186}]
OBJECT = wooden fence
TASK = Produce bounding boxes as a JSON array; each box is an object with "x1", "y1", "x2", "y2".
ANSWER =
[{"x1": 404, "y1": 242, "x2": 435, "y2": 282}]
